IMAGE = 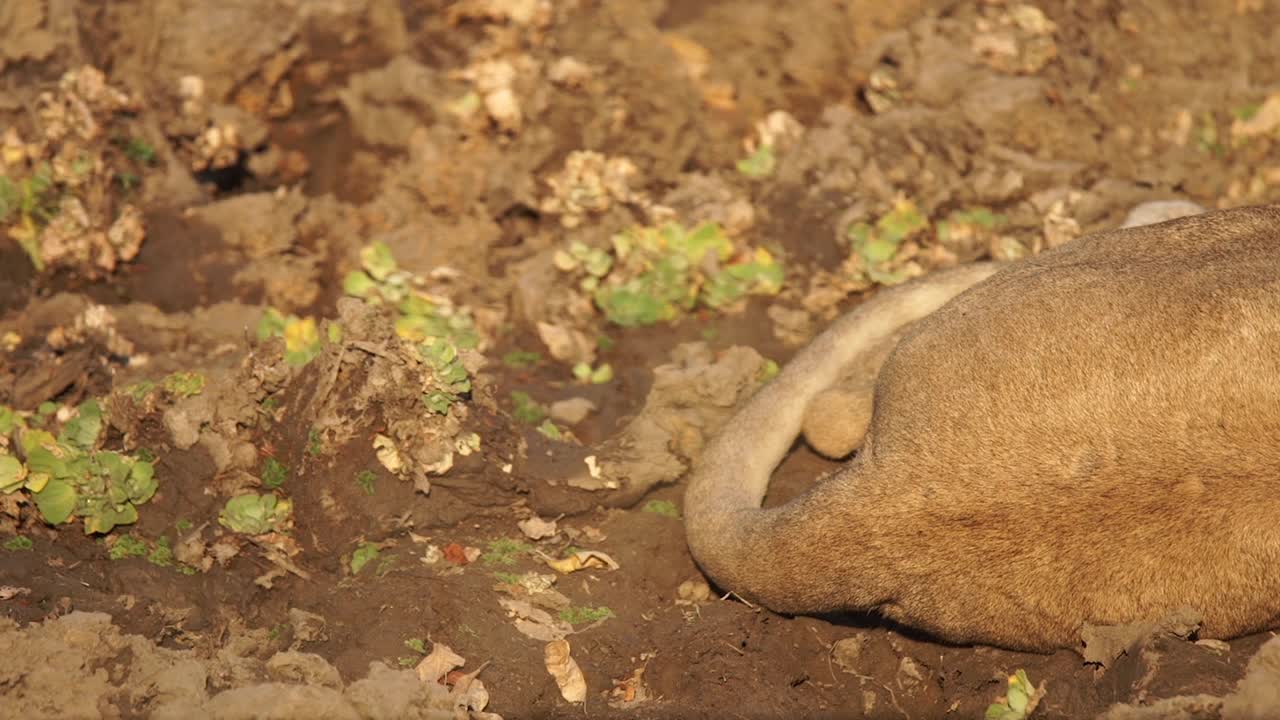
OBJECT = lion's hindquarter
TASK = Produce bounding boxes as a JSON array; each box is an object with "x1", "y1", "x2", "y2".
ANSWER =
[{"x1": 849, "y1": 212, "x2": 1280, "y2": 648}]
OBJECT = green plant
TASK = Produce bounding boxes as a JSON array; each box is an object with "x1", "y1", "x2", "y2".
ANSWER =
[
  {"x1": 123, "y1": 137, "x2": 157, "y2": 164},
  {"x1": 307, "y1": 429, "x2": 323, "y2": 456},
  {"x1": 846, "y1": 198, "x2": 929, "y2": 286},
  {"x1": 148, "y1": 536, "x2": 174, "y2": 567},
  {"x1": 218, "y1": 493, "x2": 292, "y2": 535},
  {"x1": 256, "y1": 308, "x2": 335, "y2": 367},
  {"x1": 564, "y1": 222, "x2": 784, "y2": 328},
  {"x1": 502, "y1": 350, "x2": 542, "y2": 369},
  {"x1": 261, "y1": 457, "x2": 288, "y2": 489},
  {"x1": 107, "y1": 535, "x2": 149, "y2": 560},
  {"x1": 985, "y1": 670, "x2": 1044, "y2": 720},
  {"x1": 350, "y1": 542, "x2": 380, "y2": 574},
  {"x1": 1, "y1": 400, "x2": 159, "y2": 534},
  {"x1": 2, "y1": 164, "x2": 62, "y2": 270},
  {"x1": 354, "y1": 469, "x2": 376, "y2": 496},
  {"x1": 2, "y1": 536, "x2": 33, "y2": 551},
  {"x1": 558, "y1": 605, "x2": 615, "y2": 625},
  {"x1": 375, "y1": 555, "x2": 398, "y2": 576},
  {"x1": 404, "y1": 637, "x2": 428, "y2": 654},
  {"x1": 536, "y1": 419, "x2": 563, "y2": 440},
  {"x1": 481, "y1": 537, "x2": 532, "y2": 566},
  {"x1": 642, "y1": 499, "x2": 680, "y2": 518},
  {"x1": 758, "y1": 358, "x2": 780, "y2": 383},
  {"x1": 343, "y1": 241, "x2": 480, "y2": 351},
  {"x1": 510, "y1": 391, "x2": 548, "y2": 424},
  {"x1": 736, "y1": 144, "x2": 776, "y2": 179},
  {"x1": 162, "y1": 371, "x2": 205, "y2": 397},
  {"x1": 420, "y1": 339, "x2": 471, "y2": 415},
  {"x1": 571, "y1": 362, "x2": 613, "y2": 384}
]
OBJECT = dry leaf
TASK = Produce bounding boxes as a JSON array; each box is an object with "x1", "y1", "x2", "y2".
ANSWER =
[
  {"x1": 544, "y1": 639, "x2": 587, "y2": 703},
  {"x1": 373, "y1": 433, "x2": 404, "y2": 474},
  {"x1": 546, "y1": 549, "x2": 619, "y2": 574},
  {"x1": 609, "y1": 667, "x2": 651, "y2": 708},
  {"x1": 0, "y1": 586, "x2": 31, "y2": 600},
  {"x1": 442, "y1": 543, "x2": 470, "y2": 565},
  {"x1": 417, "y1": 642, "x2": 466, "y2": 684},
  {"x1": 500, "y1": 597, "x2": 572, "y2": 641}
]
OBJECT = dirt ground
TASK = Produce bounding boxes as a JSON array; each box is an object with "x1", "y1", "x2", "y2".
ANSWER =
[{"x1": 2, "y1": 1, "x2": 1280, "y2": 718}]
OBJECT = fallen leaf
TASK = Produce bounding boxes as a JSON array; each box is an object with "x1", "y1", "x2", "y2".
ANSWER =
[
  {"x1": 500, "y1": 597, "x2": 573, "y2": 642},
  {"x1": 609, "y1": 666, "x2": 651, "y2": 708},
  {"x1": 417, "y1": 642, "x2": 465, "y2": 684},
  {"x1": 373, "y1": 433, "x2": 404, "y2": 474},
  {"x1": 544, "y1": 639, "x2": 587, "y2": 703},
  {"x1": 546, "y1": 549, "x2": 620, "y2": 574},
  {"x1": 0, "y1": 586, "x2": 31, "y2": 600},
  {"x1": 443, "y1": 543, "x2": 470, "y2": 565}
]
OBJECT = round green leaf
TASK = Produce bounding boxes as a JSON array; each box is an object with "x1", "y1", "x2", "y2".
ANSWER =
[
  {"x1": 0, "y1": 454, "x2": 25, "y2": 493},
  {"x1": 1007, "y1": 685, "x2": 1029, "y2": 714},
  {"x1": 34, "y1": 479, "x2": 77, "y2": 525}
]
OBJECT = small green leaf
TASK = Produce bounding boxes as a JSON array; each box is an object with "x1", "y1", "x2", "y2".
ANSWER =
[
  {"x1": 423, "y1": 391, "x2": 455, "y2": 415},
  {"x1": 34, "y1": 478, "x2": 77, "y2": 525},
  {"x1": 536, "y1": 419, "x2": 563, "y2": 440},
  {"x1": 124, "y1": 460, "x2": 157, "y2": 504},
  {"x1": 256, "y1": 307, "x2": 288, "y2": 342},
  {"x1": 510, "y1": 391, "x2": 547, "y2": 425},
  {"x1": 557, "y1": 605, "x2": 615, "y2": 624},
  {"x1": 24, "y1": 443, "x2": 67, "y2": 481},
  {"x1": 1007, "y1": 685, "x2": 1028, "y2": 714},
  {"x1": 589, "y1": 363, "x2": 613, "y2": 384},
  {"x1": 342, "y1": 270, "x2": 378, "y2": 299},
  {"x1": 351, "y1": 542, "x2": 380, "y2": 575},
  {"x1": 84, "y1": 503, "x2": 139, "y2": 535},
  {"x1": 219, "y1": 493, "x2": 291, "y2": 535},
  {"x1": 0, "y1": 454, "x2": 26, "y2": 493},
  {"x1": 261, "y1": 457, "x2": 288, "y2": 489},
  {"x1": 736, "y1": 144, "x2": 776, "y2": 179},
  {"x1": 108, "y1": 534, "x2": 149, "y2": 560},
  {"x1": 502, "y1": 350, "x2": 542, "y2": 369},
  {"x1": 162, "y1": 372, "x2": 205, "y2": 398},
  {"x1": 58, "y1": 400, "x2": 103, "y2": 451},
  {"x1": 360, "y1": 242, "x2": 398, "y2": 281},
  {"x1": 642, "y1": 500, "x2": 680, "y2": 518}
]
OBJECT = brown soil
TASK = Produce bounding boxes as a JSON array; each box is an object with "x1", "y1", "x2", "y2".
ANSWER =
[{"x1": 2, "y1": 1, "x2": 1280, "y2": 718}]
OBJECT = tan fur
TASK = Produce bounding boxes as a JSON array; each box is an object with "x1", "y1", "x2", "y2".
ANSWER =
[
  {"x1": 683, "y1": 204, "x2": 1280, "y2": 652},
  {"x1": 800, "y1": 329, "x2": 906, "y2": 459}
]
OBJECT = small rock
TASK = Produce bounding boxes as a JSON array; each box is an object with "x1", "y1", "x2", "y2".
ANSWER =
[
  {"x1": 287, "y1": 608, "x2": 328, "y2": 646},
  {"x1": 549, "y1": 397, "x2": 596, "y2": 425},
  {"x1": 676, "y1": 578, "x2": 711, "y2": 605},
  {"x1": 518, "y1": 515, "x2": 559, "y2": 540},
  {"x1": 832, "y1": 635, "x2": 867, "y2": 674},
  {"x1": 548, "y1": 57, "x2": 593, "y2": 87}
]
